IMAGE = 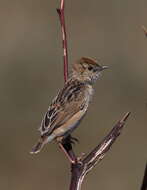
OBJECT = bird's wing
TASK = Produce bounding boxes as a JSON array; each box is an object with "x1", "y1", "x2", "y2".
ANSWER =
[{"x1": 39, "y1": 81, "x2": 87, "y2": 136}]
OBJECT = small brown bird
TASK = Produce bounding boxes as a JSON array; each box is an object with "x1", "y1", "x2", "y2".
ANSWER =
[{"x1": 30, "y1": 57, "x2": 108, "y2": 154}]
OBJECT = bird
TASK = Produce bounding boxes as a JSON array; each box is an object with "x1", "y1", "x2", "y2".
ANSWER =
[{"x1": 30, "y1": 57, "x2": 108, "y2": 154}]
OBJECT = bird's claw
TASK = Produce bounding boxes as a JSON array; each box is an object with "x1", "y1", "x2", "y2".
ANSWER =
[{"x1": 70, "y1": 136, "x2": 79, "y2": 145}]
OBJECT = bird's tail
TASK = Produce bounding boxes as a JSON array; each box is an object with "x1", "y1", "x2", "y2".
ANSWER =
[
  {"x1": 30, "y1": 138, "x2": 45, "y2": 154},
  {"x1": 30, "y1": 134, "x2": 56, "y2": 154}
]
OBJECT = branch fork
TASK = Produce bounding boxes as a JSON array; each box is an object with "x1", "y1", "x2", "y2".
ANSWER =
[{"x1": 69, "y1": 112, "x2": 130, "y2": 190}]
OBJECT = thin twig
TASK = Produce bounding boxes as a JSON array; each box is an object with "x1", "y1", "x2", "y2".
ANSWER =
[
  {"x1": 69, "y1": 112, "x2": 131, "y2": 190},
  {"x1": 57, "y1": 0, "x2": 68, "y2": 82},
  {"x1": 142, "y1": 25, "x2": 147, "y2": 37}
]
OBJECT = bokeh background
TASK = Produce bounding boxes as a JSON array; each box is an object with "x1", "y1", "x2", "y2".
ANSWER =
[{"x1": 0, "y1": 0, "x2": 147, "y2": 189}]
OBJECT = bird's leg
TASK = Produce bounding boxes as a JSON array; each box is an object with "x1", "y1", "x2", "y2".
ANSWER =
[
  {"x1": 57, "y1": 135, "x2": 78, "y2": 164},
  {"x1": 58, "y1": 142, "x2": 76, "y2": 164}
]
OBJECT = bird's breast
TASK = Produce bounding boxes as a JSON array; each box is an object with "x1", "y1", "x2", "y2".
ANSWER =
[{"x1": 85, "y1": 84, "x2": 94, "y2": 105}]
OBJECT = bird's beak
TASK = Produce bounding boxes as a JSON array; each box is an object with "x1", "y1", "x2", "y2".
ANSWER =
[{"x1": 101, "y1": 65, "x2": 109, "y2": 70}]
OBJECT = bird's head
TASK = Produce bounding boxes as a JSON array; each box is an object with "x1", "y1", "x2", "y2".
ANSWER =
[{"x1": 72, "y1": 57, "x2": 108, "y2": 83}]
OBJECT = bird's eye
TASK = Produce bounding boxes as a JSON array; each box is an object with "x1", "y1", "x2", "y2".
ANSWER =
[{"x1": 88, "y1": 66, "x2": 93, "y2": 71}]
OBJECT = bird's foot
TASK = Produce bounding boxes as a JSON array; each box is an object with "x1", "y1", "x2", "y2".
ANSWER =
[{"x1": 70, "y1": 136, "x2": 79, "y2": 145}]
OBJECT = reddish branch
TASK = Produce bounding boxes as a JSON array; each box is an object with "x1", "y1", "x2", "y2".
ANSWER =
[
  {"x1": 57, "y1": 0, "x2": 77, "y2": 164},
  {"x1": 56, "y1": 1, "x2": 131, "y2": 190},
  {"x1": 57, "y1": 0, "x2": 68, "y2": 82}
]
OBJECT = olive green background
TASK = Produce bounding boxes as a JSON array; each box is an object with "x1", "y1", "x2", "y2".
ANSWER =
[{"x1": 0, "y1": 0, "x2": 147, "y2": 189}]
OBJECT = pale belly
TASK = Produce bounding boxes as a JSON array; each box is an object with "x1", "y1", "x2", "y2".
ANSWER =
[{"x1": 53, "y1": 109, "x2": 86, "y2": 138}]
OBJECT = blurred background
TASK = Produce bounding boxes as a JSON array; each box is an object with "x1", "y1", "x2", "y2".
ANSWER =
[{"x1": 0, "y1": 0, "x2": 147, "y2": 189}]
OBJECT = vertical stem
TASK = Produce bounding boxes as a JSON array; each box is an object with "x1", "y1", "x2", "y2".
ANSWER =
[
  {"x1": 57, "y1": 0, "x2": 68, "y2": 82},
  {"x1": 57, "y1": 0, "x2": 78, "y2": 166}
]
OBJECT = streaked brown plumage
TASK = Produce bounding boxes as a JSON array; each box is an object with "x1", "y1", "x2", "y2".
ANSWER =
[{"x1": 30, "y1": 57, "x2": 108, "y2": 154}]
